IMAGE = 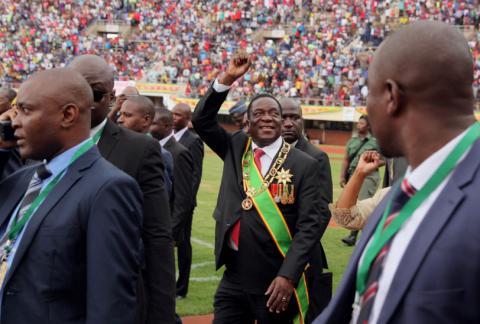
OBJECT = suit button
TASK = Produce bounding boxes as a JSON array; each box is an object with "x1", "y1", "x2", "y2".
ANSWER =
[{"x1": 226, "y1": 223, "x2": 230, "y2": 227}]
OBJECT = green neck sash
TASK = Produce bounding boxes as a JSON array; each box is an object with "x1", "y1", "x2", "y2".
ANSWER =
[
  {"x1": 242, "y1": 137, "x2": 309, "y2": 324},
  {"x1": 7, "y1": 138, "x2": 95, "y2": 243},
  {"x1": 92, "y1": 122, "x2": 106, "y2": 144},
  {"x1": 357, "y1": 122, "x2": 480, "y2": 295}
]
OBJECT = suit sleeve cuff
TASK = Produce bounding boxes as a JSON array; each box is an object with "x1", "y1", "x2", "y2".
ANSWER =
[{"x1": 213, "y1": 79, "x2": 231, "y2": 93}]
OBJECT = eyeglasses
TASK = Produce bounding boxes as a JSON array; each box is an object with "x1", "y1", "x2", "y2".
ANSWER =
[{"x1": 92, "y1": 89, "x2": 107, "y2": 102}]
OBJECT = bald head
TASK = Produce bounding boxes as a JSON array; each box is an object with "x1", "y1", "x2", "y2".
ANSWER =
[
  {"x1": 172, "y1": 103, "x2": 192, "y2": 131},
  {"x1": 69, "y1": 54, "x2": 115, "y2": 90},
  {"x1": 121, "y1": 86, "x2": 140, "y2": 96},
  {"x1": 367, "y1": 21, "x2": 477, "y2": 164},
  {"x1": 14, "y1": 68, "x2": 93, "y2": 160},
  {"x1": 69, "y1": 54, "x2": 115, "y2": 127},
  {"x1": 20, "y1": 68, "x2": 93, "y2": 114},
  {"x1": 118, "y1": 95, "x2": 155, "y2": 134},
  {"x1": 370, "y1": 21, "x2": 474, "y2": 110}
]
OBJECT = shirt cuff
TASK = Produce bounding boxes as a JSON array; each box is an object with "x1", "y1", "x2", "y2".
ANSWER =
[{"x1": 213, "y1": 79, "x2": 231, "y2": 93}]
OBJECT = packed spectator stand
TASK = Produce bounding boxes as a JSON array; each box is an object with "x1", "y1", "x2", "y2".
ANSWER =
[{"x1": 0, "y1": 0, "x2": 479, "y2": 107}]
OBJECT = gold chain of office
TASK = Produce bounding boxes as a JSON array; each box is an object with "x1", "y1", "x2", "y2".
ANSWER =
[{"x1": 241, "y1": 141, "x2": 291, "y2": 210}]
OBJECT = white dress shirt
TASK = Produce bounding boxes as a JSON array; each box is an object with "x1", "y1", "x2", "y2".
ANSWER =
[
  {"x1": 251, "y1": 136, "x2": 283, "y2": 177},
  {"x1": 160, "y1": 131, "x2": 174, "y2": 147},
  {"x1": 173, "y1": 127, "x2": 188, "y2": 142},
  {"x1": 352, "y1": 127, "x2": 472, "y2": 324},
  {"x1": 213, "y1": 78, "x2": 231, "y2": 93}
]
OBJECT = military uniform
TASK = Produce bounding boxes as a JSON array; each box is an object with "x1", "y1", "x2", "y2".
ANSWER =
[{"x1": 345, "y1": 134, "x2": 380, "y2": 200}]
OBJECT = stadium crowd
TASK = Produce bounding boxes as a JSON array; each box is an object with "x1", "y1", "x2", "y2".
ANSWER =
[{"x1": 0, "y1": 0, "x2": 480, "y2": 106}]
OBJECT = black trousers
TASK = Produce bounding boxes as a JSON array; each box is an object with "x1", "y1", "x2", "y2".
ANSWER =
[
  {"x1": 213, "y1": 274, "x2": 297, "y2": 324},
  {"x1": 176, "y1": 210, "x2": 193, "y2": 297}
]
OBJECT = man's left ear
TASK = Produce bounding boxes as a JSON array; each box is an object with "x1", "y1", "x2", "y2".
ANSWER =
[
  {"x1": 385, "y1": 79, "x2": 403, "y2": 116},
  {"x1": 60, "y1": 103, "x2": 79, "y2": 128}
]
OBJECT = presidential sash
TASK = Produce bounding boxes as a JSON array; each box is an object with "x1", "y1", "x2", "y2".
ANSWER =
[{"x1": 241, "y1": 137, "x2": 309, "y2": 324}]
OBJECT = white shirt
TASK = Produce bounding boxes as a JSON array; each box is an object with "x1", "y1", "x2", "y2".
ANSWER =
[
  {"x1": 352, "y1": 127, "x2": 472, "y2": 324},
  {"x1": 159, "y1": 131, "x2": 174, "y2": 147},
  {"x1": 251, "y1": 136, "x2": 283, "y2": 177},
  {"x1": 173, "y1": 127, "x2": 188, "y2": 142},
  {"x1": 213, "y1": 78, "x2": 231, "y2": 92},
  {"x1": 90, "y1": 118, "x2": 108, "y2": 140}
]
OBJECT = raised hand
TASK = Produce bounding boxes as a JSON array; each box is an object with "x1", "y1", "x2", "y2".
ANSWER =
[
  {"x1": 355, "y1": 150, "x2": 385, "y2": 177},
  {"x1": 218, "y1": 51, "x2": 253, "y2": 86}
]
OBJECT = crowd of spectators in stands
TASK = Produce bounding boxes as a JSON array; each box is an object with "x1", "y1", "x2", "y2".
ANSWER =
[{"x1": 0, "y1": 0, "x2": 479, "y2": 106}]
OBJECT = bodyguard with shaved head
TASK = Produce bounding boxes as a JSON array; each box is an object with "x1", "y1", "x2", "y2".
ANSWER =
[
  {"x1": 314, "y1": 21, "x2": 480, "y2": 324},
  {"x1": 70, "y1": 54, "x2": 175, "y2": 324},
  {"x1": 0, "y1": 68, "x2": 143, "y2": 323},
  {"x1": 171, "y1": 102, "x2": 204, "y2": 299}
]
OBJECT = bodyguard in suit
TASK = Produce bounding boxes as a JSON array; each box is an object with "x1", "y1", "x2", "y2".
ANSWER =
[
  {"x1": 314, "y1": 21, "x2": 480, "y2": 324},
  {"x1": 193, "y1": 52, "x2": 325, "y2": 324},
  {"x1": 150, "y1": 108, "x2": 194, "y2": 246},
  {"x1": 171, "y1": 103, "x2": 204, "y2": 298},
  {"x1": 69, "y1": 55, "x2": 175, "y2": 324},
  {"x1": 280, "y1": 98, "x2": 333, "y2": 321},
  {"x1": 117, "y1": 95, "x2": 174, "y2": 196},
  {"x1": 0, "y1": 68, "x2": 142, "y2": 323}
]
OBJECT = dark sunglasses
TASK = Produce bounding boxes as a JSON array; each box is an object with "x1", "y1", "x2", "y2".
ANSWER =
[{"x1": 92, "y1": 89, "x2": 107, "y2": 102}]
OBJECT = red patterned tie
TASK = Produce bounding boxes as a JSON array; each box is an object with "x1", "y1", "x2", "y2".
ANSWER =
[
  {"x1": 356, "y1": 179, "x2": 416, "y2": 324},
  {"x1": 230, "y1": 148, "x2": 265, "y2": 251}
]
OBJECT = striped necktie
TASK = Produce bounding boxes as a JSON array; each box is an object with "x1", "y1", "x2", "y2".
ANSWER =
[
  {"x1": 0, "y1": 163, "x2": 51, "y2": 286},
  {"x1": 356, "y1": 179, "x2": 416, "y2": 324},
  {"x1": 15, "y1": 163, "x2": 52, "y2": 222}
]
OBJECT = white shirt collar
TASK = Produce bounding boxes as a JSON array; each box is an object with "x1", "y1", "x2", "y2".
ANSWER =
[
  {"x1": 90, "y1": 118, "x2": 108, "y2": 138},
  {"x1": 405, "y1": 127, "x2": 470, "y2": 190},
  {"x1": 159, "y1": 131, "x2": 174, "y2": 147},
  {"x1": 251, "y1": 136, "x2": 283, "y2": 160},
  {"x1": 173, "y1": 127, "x2": 189, "y2": 141}
]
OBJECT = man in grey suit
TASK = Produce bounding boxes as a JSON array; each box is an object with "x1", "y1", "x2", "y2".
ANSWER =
[{"x1": 315, "y1": 21, "x2": 480, "y2": 324}]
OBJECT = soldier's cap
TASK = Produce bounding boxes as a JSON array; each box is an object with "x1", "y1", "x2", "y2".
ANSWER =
[{"x1": 229, "y1": 99, "x2": 247, "y2": 116}]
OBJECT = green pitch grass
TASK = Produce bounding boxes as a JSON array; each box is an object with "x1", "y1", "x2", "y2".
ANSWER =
[{"x1": 176, "y1": 145, "x2": 366, "y2": 316}]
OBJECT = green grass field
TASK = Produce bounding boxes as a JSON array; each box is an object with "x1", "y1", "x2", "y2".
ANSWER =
[{"x1": 176, "y1": 146, "x2": 362, "y2": 316}]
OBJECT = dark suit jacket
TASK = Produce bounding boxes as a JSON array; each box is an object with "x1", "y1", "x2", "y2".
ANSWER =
[
  {"x1": 161, "y1": 146, "x2": 174, "y2": 198},
  {"x1": 295, "y1": 136, "x2": 332, "y2": 268},
  {"x1": 0, "y1": 146, "x2": 142, "y2": 324},
  {"x1": 0, "y1": 148, "x2": 23, "y2": 181},
  {"x1": 177, "y1": 129, "x2": 204, "y2": 206},
  {"x1": 163, "y1": 137, "x2": 194, "y2": 243},
  {"x1": 97, "y1": 120, "x2": 175, "y2": 323},
  {"x1": 314, "y1": 138, "x2": 480, "y2": 324},
  {"x1": 193, "y1": 86, "x2": 326, "y2": 314}
]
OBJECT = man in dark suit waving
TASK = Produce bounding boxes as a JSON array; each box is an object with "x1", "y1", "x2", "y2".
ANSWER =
[
  {"x1": 171, "y1": 103, "x2": 204, "y2": 299},
  {"x1": 0, "y1": 68, "x2": 142, "y2": 323},
  {"x1": 69, "y1": 55, "x2": 175, "y2": 324},
  {"x1": 192, "y1": 52, "x2": 325, "y2": 324}
]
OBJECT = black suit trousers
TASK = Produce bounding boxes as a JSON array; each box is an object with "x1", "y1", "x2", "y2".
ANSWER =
[
  {"x1": 176, "y1": 208, "x2": 193, "y2": 297},
  {"x1": 213, "y1": 274, "x2": 297, "y2": 324}
]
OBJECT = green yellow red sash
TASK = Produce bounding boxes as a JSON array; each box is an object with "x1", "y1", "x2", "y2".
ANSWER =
[{"x1": 242, "y1": 137, "x2": 309, "y2": 324}]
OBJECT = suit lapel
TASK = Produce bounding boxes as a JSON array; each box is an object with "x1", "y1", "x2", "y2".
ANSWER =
[
  {"x1": 164, "y1": 137, "x2": 175, "y2": 152},
  {"x1": 4, "y1": 147, "x2": 100, "y2": 285},
  {"x1": 97, "y1": 119, "x2": 120, "y2": 159},
  {"x1": 378, "y1": 139, "x2": 480, "y2": 323},
  {"x1": 0, "y1": 167, "x2": 36, "y2": 228}
]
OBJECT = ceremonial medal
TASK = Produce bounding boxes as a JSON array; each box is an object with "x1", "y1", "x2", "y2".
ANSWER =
[
  {"x1": 242, "y1": 197, "x2": 253, "y2": 210},
  {"x1": 288, "y1": 185, "x2": 295, "y2": 204},
  {"x1": 275, "y1": 168, "x2": 293, "y2": 185},
  {"x1": 281, "y1": 184, "x2": 289, "y2": 204}
]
